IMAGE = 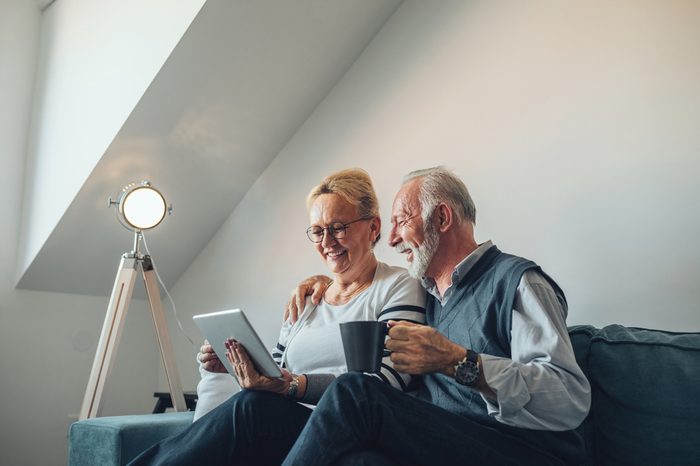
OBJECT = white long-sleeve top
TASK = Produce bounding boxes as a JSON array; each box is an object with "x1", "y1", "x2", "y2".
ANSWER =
[{"x1": 275, "y1": 261, "x2": 425, "y2": 395}]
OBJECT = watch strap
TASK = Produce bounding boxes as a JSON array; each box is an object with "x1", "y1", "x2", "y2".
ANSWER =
[{"x1": 286, "y1": 374, "x2": 301, "y2": 399}]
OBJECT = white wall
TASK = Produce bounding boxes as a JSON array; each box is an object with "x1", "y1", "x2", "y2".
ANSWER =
[
  {"x1": 169, "y1": 0, "x2": 700, "y2": 388},
  {"x1": 17, "y1": 0, "x2": 205, "y2": 281},
  {"x1": 0, "y1": 1, "x2": 183, "y2": 464}
]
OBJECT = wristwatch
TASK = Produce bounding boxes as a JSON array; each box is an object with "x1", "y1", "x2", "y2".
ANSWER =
[
  {"x1": 286, "y1": 374, "x2": 301, "y2": 399},
  {"x1": 453, "y1": 349, "x2": 480, "y2": 386}
]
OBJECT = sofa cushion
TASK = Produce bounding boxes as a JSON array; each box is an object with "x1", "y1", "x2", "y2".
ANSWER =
[
  {"x1": 68, "y1": 412, "x2": 194, "y2": 466},
  {"x1": 568, "y1": 325, "x2": 597, "y2": 378},
  {"x1": 567, "y1": 325, "x2": 598, "y2": 461},
  {"x1": 587, "y1": 324, "x2": 700, "y2": 465}
]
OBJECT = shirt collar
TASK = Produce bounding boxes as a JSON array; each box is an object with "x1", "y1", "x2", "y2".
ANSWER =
[{"x1": 421, "y1": 240, "x2": 494, "y2": 302}]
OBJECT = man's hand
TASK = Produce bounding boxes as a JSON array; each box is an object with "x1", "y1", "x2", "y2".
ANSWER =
[
  {"x1": 283, "y1": 275, "x2": 333, "y2": 323},
  {"x1": 386, "y1": 321, "x2": 465, "y2": 375},
  {"x1": 198, "y1": 340, "x2": 227, "y2": 373},
  {"x1": 224, "y1": 339, "x2": 292, "y2": 394}
]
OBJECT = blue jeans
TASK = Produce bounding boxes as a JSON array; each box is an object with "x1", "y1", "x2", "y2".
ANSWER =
[
  {"x1": 128, "y1": 390, "x2": 312, "y2": 466},
  {"x1": 283, "y1": 373, "x2": 572, "y2": 466}
]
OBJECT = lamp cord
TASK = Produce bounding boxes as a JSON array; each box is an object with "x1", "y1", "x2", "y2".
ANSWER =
[{"x1": 140, "y1": 231, "x2": 196, "y2": 347}]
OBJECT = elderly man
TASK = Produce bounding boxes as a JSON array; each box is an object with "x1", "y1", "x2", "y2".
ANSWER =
[{"x1": 282, "y1": 167, "x2": 590, "y2": 466}]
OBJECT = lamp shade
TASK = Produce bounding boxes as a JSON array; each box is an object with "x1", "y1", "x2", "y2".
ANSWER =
[{"x1": 114, "y1": 181, "x2": 168, "y2": 231}]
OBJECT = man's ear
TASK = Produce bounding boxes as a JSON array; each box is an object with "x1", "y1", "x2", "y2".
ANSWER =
[{"x1": 435, "y1": 203, "x2": 453, "y2": 232}]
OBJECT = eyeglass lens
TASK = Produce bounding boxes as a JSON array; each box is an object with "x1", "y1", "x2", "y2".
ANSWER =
[{"x1": 307, "y1": 223, "x2": 347, "y2": 242}]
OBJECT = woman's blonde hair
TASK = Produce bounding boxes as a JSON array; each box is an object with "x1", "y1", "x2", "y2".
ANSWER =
[{"x1": 307, "y1": 168, "x2": 380, "y2": 245}]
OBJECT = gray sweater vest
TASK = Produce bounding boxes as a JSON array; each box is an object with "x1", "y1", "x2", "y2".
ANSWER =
[{"x1": 416, "y1": 246, "x2": 586, "y2": 463}]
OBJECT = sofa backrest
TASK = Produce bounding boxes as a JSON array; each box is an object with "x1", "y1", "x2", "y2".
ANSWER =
[{"x1": 568, "y1": 324, "x2": 700, "y2": 466}]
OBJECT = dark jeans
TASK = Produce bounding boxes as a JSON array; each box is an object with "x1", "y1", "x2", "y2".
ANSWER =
[
  {"x1": 128, "y1": 390, "x2": 312, "y2": 466},
  {"x1": 282, "y1": 373, "x2": 569, "y2": 466}
]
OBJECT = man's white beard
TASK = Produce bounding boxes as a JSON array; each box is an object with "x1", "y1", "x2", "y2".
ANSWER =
[{"x1": 396, "y1": 221, "x2": 440, "y2": 280}]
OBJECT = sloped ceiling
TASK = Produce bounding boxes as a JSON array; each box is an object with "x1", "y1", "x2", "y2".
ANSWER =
[{"x1": 17, "y1": 0, "x2": 401, "y2": 296}]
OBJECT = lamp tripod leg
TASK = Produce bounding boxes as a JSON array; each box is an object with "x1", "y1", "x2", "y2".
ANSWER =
[
  {"x1": 142, "y1": 256, "x2": 187, "y2": 412},
  {"x1": 79, "y1": 256, "x2": 138, "y2": 420}
]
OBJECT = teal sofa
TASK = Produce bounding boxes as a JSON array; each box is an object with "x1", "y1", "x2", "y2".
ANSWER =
[
  {"x1": 568, "y1": 324, "x2": 700, "y2": 465},
  {"x1": 68, "y1": 412, "x2": 194, "y2": 466},
  {"x1": 68, "y1": 324, "x2": 700, "y2": 465}
]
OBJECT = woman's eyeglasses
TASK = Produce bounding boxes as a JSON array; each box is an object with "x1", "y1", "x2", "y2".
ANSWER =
[{"x1": 306, "y1": 218, "x2": 369, "y2": 243}]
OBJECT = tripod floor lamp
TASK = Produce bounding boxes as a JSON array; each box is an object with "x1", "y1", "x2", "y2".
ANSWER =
[{"x1": 80, "y1": 181, "x2": 187, "y2": 419}]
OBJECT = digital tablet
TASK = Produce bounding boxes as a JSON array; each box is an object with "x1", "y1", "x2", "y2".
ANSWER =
[{"x1": 192, "y1": 309, "x2": 282, "y2": 378}]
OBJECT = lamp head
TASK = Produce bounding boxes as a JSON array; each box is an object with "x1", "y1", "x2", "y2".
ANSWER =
[{"x1": 110, "y1": 181, "x2": 171, "y2": 232}]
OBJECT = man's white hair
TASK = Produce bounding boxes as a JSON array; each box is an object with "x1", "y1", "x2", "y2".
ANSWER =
[{"x1": 402, "y1": 166, "x2": 476, "y2": 224}]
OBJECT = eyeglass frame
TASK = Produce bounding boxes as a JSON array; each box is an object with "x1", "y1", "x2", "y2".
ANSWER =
[{"x1": 306, "y1": 217, "x2": 371, "y2": 243}]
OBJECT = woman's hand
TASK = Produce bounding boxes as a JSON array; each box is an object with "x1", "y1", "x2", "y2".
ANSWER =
[
  {"x1": 198, "y1": 340, "x2": 227, "y2": 373},
  {"x1": 284, "y1": 275, "x2": 333, "y2": 323},
  {"x1": 225, "y1": 338, "x2": 292, "y2": 394}
]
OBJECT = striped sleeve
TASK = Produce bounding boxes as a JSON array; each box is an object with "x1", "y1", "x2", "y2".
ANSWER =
[
  {"x1": 375, "y1": 270, "x2": 426, "y2": 391},
  {"x1": 271, "y1": 342, "x2": 285, "y2": 367},
  {"x1": 270, "y1": 319, "x2": 293, "y2": 368},
  {"x1": 378, "y1": 304, "x2": 425, "y2": 324}
]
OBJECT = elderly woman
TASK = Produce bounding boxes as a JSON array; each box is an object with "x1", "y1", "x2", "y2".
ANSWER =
[{"x1": 129, "y1": 168, "x2": 425, "y2": 466}]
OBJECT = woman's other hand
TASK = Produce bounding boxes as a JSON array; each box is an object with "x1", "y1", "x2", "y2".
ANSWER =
[
  {"x1": 284, "y1": 275, "x2": 333, "y2": 323},
  {"x1": 224, "y1": 338, "x2": 291, "y2": 394},
  {"x1": 198, "y1": 340, "x2": 227, "y2": 373}
]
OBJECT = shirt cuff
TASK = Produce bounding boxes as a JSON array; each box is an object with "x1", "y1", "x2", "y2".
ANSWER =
[
  {"x1": 479, "y1": 354, "x2": 531, "y2": 419},
  {"x1": 300, "y1": 373, "x2": 336, "y2": 405}
]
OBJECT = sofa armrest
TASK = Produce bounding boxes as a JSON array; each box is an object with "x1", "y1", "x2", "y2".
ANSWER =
[{"x1": 68, "y1": 412, "x2": 194, "y2": 466}]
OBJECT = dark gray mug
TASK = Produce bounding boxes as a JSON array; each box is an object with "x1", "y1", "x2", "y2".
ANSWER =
[{"x1": 339, "y1": 321, "x2": 388, "y2": 373}]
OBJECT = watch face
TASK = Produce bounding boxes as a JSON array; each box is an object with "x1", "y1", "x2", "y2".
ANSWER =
[{"x1": 455, "y1": 358, "x2": 479, "y2": 386}]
